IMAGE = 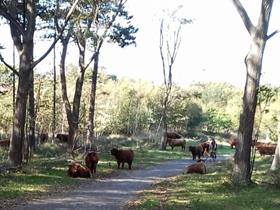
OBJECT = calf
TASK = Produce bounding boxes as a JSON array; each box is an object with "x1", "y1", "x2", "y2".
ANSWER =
[
  {"x1": 111, "y1": 148, "x2": 134, "y2": 169},
  {"x1": 67, "y1": 162, "x2": 90, "y2": 178},
  {"x1": 85, "y1": 151, "x2": 99, "y2": 175},
  {"x1": 186, "y1": 162, "x2": 206, "y2": 174}
]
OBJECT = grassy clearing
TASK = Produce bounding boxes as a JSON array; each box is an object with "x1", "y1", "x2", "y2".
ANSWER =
[
  {"x1": 0, "y1": 139, "x2": 188, "y2": 201},
  {"x1": 0, "y1": 135, "x2": 234, "y2": 207},
  {"x1": 124, "y1": 156, "x2": 280, "y2": 210}
]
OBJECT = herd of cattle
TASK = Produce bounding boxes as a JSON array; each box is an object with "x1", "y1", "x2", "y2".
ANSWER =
[{"x1": 0, "y1": 132, "x2": 278, "y2": 177}]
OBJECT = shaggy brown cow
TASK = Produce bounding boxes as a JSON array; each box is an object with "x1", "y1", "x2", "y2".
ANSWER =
[
  {"x1": 165, "y1": 131, "x2": 182, "y2": 139},
  {"x1": 0, "y1": 138, "x2": 10, "y2": 147},
  {"x1": 56, "y1": 133, "x2": 69, "y2": 143},
  {"x1": 189, "y1": 145, "x2": 203, "y2": 160},
  {"x1": 40, "y1": 133, "x2": 48, "y2": 143},
  {"x1": 200, "y1": 142, "x2": 210, "y2": 153},
  {"x1": 228, "y1": 136, "x2": 237, "y2": 149},
  {"x1": 111, "y1": 148, "x2": 134, "y2": 169},
  {"x1": 166, "y1": 138, "x2": 186, "y2": 150},
  {"x1": 186, "y1": 162, "x2": 206, "y2": 174},
  {"x1": 256, "y1": 142, "x2": 277, "y2": 156},
  {"x1": 67, "y1": 162, "x2": 90, "y2": 178},
  {"x1": 85, "y1": 151, "x2": 99, "y2": 175}
]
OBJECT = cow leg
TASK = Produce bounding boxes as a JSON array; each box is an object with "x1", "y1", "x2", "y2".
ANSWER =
[{"x1": 117, "y1": 161, "x2": 121, "y2": 169}]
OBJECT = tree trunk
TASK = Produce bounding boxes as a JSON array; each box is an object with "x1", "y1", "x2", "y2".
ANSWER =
[
  {"x1": 9, "y1": 51, "x2": 33, "y2": 166},
  {"x1": 59, "y1": 35, "x2": 73, "y2": 147},
  {"x1": 231, "y1": 0, "x2": 274, "y2": 185},
  {"x1": 270, "y1": 116, "x2": 280, "y2": 171},
  {"x1": 161, "y1": 93, "x2": 168, "y2": 150},
  {"x1": 8, "y1": 0, "x2": 35, "y2": 166},
  {"x1": 59, "y1": 32, "x2": 86, "y2": 150},
  {"x1": 28, "y1": 70, "x2": 36, "y2": 152},
  {"x1": 86, "y1": 52, "x2": 99, "y2": 145},
  {"x1": 232, "y1": 33, "x2": 266, "y2": 185}
]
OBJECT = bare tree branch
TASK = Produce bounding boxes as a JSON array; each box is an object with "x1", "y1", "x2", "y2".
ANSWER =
[
  {"x1": 159, "y1": 20, "x2": 167, "y2": 86},
  {"x1": 32, "y1": 0, "x2": 81, "y2": 68},
  {"x1": 0, "y1": 55, "x2": 19, "y2": 76},
  {"x1": 232, "y1": 0, "x2": 255, "y2": 35},
  {"x1": 267, "y1": 29, "x2": 279, "y2": 40},
  {"x1": 257, "y1": 0, "x2": 274, "y2": 37}
]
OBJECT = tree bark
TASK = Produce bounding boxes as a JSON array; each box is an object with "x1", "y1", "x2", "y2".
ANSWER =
[
  {"x1": 59, "y1": 34, "x2": 73, "y2": 147},
  {"x1": 231, "y1": 0, "x2": 274, "y2": 185},
  {"x1": 86, "y1": 52, "x2": 99, "y2": 145},
  {"x1": 7, "y1": 0, "x2": 35, "y2": 166},
  {"x1": 270, "y1": 116, "x2": 280, "y2": 171}
]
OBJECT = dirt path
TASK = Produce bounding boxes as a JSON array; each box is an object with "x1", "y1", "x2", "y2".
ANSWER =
[{"x1": 12, "y1": 156, "x2": 227, "y2": 210}]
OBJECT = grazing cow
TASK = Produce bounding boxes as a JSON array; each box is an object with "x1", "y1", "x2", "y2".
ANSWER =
[
  {"x1": 165, "y1": 131, "x2": 182, "y2": 139},
  {"x1": 166, "y1": 138, "x2": 186, "y2": 150},
  {"x1": 56, "y1": 133, "x2": 69, "y2": 143},
  {"x1": 256, "y1": 142, "x2": 277, "y2": 156},
  {"x1": 228, "y1": 136, "x2": 237, "y2": 149},
  {"x1": 40, "y1": 133, "x2": 48, "y2": 143},
  {"x1": 186, "y1": 162, "x2": 206, "y2": 174},
  {"x1": 67, "y1": 162, "x2": 90, "y2": 178},
  {"x1": 110, "y1": 148, "x2": 134, "y2": 169},
  {"x1": 85, "y1": 151, "x2": 99, "y2": 175},
  {"x1": 189, "y1": 145, "x2": 203, "y2": 160},
  {"x1": 0, "y1": 138, "x2": 10, "y2": 147}
]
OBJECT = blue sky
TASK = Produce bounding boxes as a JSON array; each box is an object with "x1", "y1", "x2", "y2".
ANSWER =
[{"x1": 1, "y1": 0, "x2": 280, "y2": 87}]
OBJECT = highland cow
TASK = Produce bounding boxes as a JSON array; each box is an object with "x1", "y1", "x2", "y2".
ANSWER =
[
  {"x1": 40, "y1": 133, "x2": 48, "y2": 143},
  {"x1": 186, "y1": 162, "x2": 206, "y2": 174},
  {"x1": 56, "y1": 133, "x2": 69, "y2": 143},
  {"x1": 166, "y1": 138, "x2": 186, "y2": 150},
  {"x1": 165, "y1": 131, "x2": 182, "y2": 139},
  {"x1": 85, "y1": 151, "x2": 99, "y2": 175},
  {"x1": 110, "y1": 148, "x2": 134, "y2": 169},
  {"x1": 67, "y1": 162, "x2": 90, "y2": 178},
  {"x1": 256, "y1": 142, "x2": 277, "y2": 156},
  {"x1": 228, "y1": 136, "x2": 237, "y2": 149},
  {"x1": 189, "y1": 145, "x2": 203, "y2": 160}
]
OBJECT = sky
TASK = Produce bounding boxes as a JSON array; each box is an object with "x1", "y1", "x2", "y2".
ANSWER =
[{"x1": 1, "y1": 0, "x2": 280, "y2": 88}]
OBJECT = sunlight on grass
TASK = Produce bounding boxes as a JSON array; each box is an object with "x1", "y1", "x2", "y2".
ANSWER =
[{"x1": 124, "y1": 158, "x2": 280, "y2": 210}]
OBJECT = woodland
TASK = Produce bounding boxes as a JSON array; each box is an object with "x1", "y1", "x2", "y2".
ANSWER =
[{"x1": 0, "y1": 0, "x2": 280, "y2": 203}]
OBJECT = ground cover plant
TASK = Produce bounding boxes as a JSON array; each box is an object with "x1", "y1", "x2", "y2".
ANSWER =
[
  {"x1": 0, "y1": 137, "x2": 187, "y2": 204},
  {"x1": 123, "y1": 155, "x2": 280, "y2": 210}
]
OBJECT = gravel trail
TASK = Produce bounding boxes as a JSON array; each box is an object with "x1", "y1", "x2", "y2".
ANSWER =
[{"x1": 13, "y1": 156, "x2": 226, "y2": 210}]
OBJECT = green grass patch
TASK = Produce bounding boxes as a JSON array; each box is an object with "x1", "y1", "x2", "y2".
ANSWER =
[
  {"x1": 124, "y1": 156, "x2": 280, "y2": 210},
  {"x1": 0, "y1": 141, "x2": 188, "y2": 200}
]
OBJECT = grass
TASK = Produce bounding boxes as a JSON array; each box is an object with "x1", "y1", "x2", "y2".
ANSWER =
[
  {"x1": 0, "y1": 136, "x2": 236, "y2": 206},
  {"x1": 124, "y1": 156, "x2": 280, "y2": 210},
  {"x1": 0, "y1": 140, "x2": 188, "y2": 201}
]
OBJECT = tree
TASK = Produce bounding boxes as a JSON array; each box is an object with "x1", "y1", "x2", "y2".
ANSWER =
[
  {"x1": 231, "y1": 0, "x2": 277, "y2": 185},
  {"x1": 86, "y1": 0, "x2": 137, "y2": 146},
  {"x1": 159, "y1": 7, "x2": 191, "y2": 149},
  {"x1": 271, "y1": 115, "x2": 280, "y2": 171},
  {"x1": 0, "y1": 0, "x2": 79, "y2": 166}
]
